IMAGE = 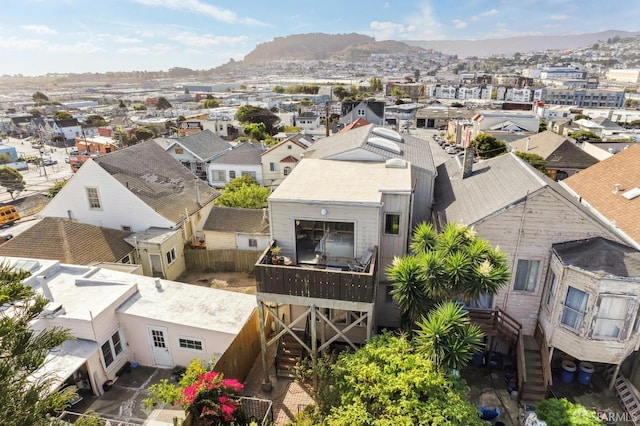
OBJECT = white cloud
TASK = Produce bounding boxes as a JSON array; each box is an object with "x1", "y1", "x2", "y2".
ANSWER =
[
  {"x1": 479, "y1": 9, "x2": 499, "y2": 17},
  {"x1": 21, "y1": 25, "x2": 57, "y2": 35},
  {"x1": 114, "y1": 36, "x2": 143, "y2": 44},
  {"x1": 169, "y1": 32, "x2": 248, "y2": 47},
  {"x1": 117, "y1": 47, "x2": 153, "y2": 55},
  {"x1": 0, "y1": 36, "x2": 48, "y2": 50},
  {"x1": 549, "y1": 14, "x2": 569, "y2": 20},
  {"x1": 132, "y1": 0, "x2": 267, "y2": 26},
  {"x1": 369, "y1": 21, "x2": 416, "y2": 40},
  {"x1": 452, "y1": 19, "x2": 467, "y2": 29}
]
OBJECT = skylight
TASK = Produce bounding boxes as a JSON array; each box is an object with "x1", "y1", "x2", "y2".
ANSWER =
[
  {"x1": 367, "y1": 137, "x2": 402, "y2": 154},
  {"x1": 371, "y1": 127, "x2": 403, "y2": 143},
  {"x1": 622, "y1": 187, "x2": 640, "y2": 200}
]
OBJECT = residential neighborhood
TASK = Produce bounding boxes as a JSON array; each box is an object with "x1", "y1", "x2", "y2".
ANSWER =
[{"x1": 2, "y1": 28, "x2": 640, "y2": 426}]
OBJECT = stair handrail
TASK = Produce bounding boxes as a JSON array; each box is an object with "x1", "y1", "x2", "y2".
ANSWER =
[
  {"x1": 517, "y1": 330, "x2": 527, "y2": 400},
  {"x1": 535, "y1": 323, "x2": 553, "y2": 391}
]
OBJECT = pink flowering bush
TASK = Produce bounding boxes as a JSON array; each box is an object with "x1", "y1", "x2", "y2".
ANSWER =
[{"x1": 180, "y1": 370, "x2": 245, "y2": 425}]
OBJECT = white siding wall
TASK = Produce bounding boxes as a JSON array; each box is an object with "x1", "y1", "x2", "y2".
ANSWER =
[
  {"x1": 40, "y1": 161, "x2": 174, "y2": 232},
  {"x1": 475, "y1": 188, "x2": 621, "y2": 335},
  {"x1": 380, "y1": 193, "x2": 411, "y2": 269},
  {"x1": 261, "y1": 143, "x2": 305, "y2": 186},
  {"x1": 208, "y1": 163, "x2": 263, "y2": 187},
  {"x1": 236, "y1": 233, "x2": 270, "y2": 251},
  {"x1": 118, "y1": 313, "x2": 237, "y2": 368},
  {"x1": 203, "y1": 231, "x2": 237, "y2": 250},
  {"x1": 269, "y1": 201, "x2": 381, "y2": 260}
]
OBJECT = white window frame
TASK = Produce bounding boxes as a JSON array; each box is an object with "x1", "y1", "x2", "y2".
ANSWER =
[
  {"x1": 86, "y1": 186, "x2": 102, "y2": 210},
  {"x1": 166, "y1": 247, "x2": 177, "y2": 265},
  {"x1": 178, "y1": 336, "x2": 205, "y2": 353},
  {"x1": 241, "y1": 171, "x2": 256, "y2": 180},
  {"x1": 101, "y1": 330, "x2": 125, "y2": 369},
  {"x1": 283, "y1": 166, "x2": 291, "y2": 176},
  {"x1": 269, "y1": 162, "x2": 278, "y2": 172},
  {"x1": 212, "y1": 170, "x2": 225, "y2": 181},
  {"x1": 592, "y1": 295, "x2": 634, "y2": 340},
  {"x1": 513, "y1": 259, "x2": 540, "y2": 292},
  {"x1": 561, "y1": 286, "x2": 588, "y2": 332},
  {"x1": 544, "y1": 271, "x2": 557, "y2": 308},
  {"x1": 384, "y1": 213, "x2": 401, "y2": 235},
  {"x1": 248, "y1": 238, "x2": 258, "y2": 247}
]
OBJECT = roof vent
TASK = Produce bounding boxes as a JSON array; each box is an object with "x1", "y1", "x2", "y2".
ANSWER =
[
  {"x1": 622, "y1": 187, "x2": 640, "y2": 200},
  {"x1": 385, "y1": 158, "x2": 407, "y2": 168},
  {"x1": 613, "y1": 183, "x2": 622, "y2": 194}
]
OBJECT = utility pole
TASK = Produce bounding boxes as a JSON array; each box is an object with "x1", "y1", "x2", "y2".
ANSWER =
[{"x1": 325, "y1": 101, "x2": 330, "y2": 137}]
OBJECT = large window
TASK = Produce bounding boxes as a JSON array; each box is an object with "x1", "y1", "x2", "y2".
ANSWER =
[
  {"x1": 86, "y1": 187, "x2": 101, "y2": 210},
  {"x1": 283, "y1": 166, "x2": 291, "y2": 176},
  {"x1": 513, "y1": 259, "x2": 540, "y2": 292},
  {"x1": 101, "y1": 330, "x2": 124, "y2": 368},
  {"x1": 384, "y1": 214, "x2": 400, "y2": 235},
  {"x1": 241, "y1": 171, "x2": 257, "y2": 180},
  {"x1": 269, "y1": 162, "x2": 278, "y2": 172},
  {"x1": 295, "y1": 220, "x2": 354, "y2": 264},
  {"x1": 561, "y1": 287, "x2": 588, "y2": 331},
  {"x1": 593, "y1": 296, "x2": 631, "y2": 339}
]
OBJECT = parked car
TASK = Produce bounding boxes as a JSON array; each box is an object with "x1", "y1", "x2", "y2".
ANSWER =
[
  {"x1": 0, "y1": 234, "x2": 13, "y2": 244},
  {"x1": 31, "y1": 143, "x2": 43, "y2": 149},
  {"x1": 445, "y1": 146, "x2": 457, "y2": 154},
  {"x1": 41, "y1": 159, "x2": 57, "y2": 166},
  {"x1": 64, "y1": 156, "x2": 70, "y2": 164}
]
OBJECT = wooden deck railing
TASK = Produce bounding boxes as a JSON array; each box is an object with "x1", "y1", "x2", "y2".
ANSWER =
[
  {"x1": 517, "y1": 332, "x2": 527, "y2": 397},
  {"x1": 254, "y1": 242, "x2": 378, "y2": 304}
]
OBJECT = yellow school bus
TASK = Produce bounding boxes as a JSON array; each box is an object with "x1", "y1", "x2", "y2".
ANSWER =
[{"x1": 0, "y1": 205, "x2": 20, "y2": 226}]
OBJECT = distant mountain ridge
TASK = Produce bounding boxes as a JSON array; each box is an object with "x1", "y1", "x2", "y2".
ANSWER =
[
  {"x1": 242, "y1": 32, "x2": 425, "y2": 63},
  {"x1": 403, "y1": 30, "x2": 640, "y2": 58}
]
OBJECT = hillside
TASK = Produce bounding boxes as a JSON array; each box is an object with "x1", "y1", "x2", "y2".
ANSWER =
[
  {"x1": 404, "y1": 30, "x2": 640, "y2": 58},
  {"x1": 242, "y1": 32, "x2": 424, "y2": 63}
]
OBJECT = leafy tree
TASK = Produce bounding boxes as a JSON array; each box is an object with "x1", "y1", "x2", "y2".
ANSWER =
[
  {"x1": 470, "y1": 134, "x2": 507, "y2": 159},
  {"x1": 574, "y1": 114, "x2": 591, "y2": 121},
  {"x1": 535, "y1": 398, "x2": 601, "y2": 425},
  {"x1": 54, "y1": 111, "x2": 73, "y2": 120},
  {"x1": 112, "y1": 127, "x2": 132, "y2": 146},
  {"x1": 134, "y1": 126, "x2": 155, "y2": 141},
  {"x1": 568, "y1": 130, "x2": 601, "y2": 142},
  {"x1": 282, "y1": 125, "x2": 302, "y2": 133},
  {"x1": 332, "y1": 85, "x2": 348, "y2": 101},
  {"x1": 451, "y1": 101, "x2": 465, "y2": 108},
  {"x1": 243, "y1": 122, "x2": 266, "y2": 141},
  {"x1": 0, "y1": 153, "x2": 10, "y2": 165},
  {"x1": 85, "y1": 115, "x2": 107, "y2": 127},
  {"x1": 47, "y1": 179, "x2": 68, "y2": 198},
  {"x1": 132, "y1": 103, "x2": 147, "y2": 111},
  {"x1": 239, "y1": 84, "x2": 247, "y2": 90},
  {"x1": 156, "y1": 97, "x2": 172, "y2": 110},
  {"x1": 32, "y1": 91, "x2": 49, "y2": 104},
  {"x1": 215, "y1": 176, "x2": 270, "y2": 209},
  {"x1": 273, "y1": 85, "x2": 285, "y2": 94},
  {"x1": 515, "y1": 151, "x2": 548, "y2": 175},
  {"x1": 0, "y1": 263, "x2": 76, "y2": 424},
  {"x1": 0, "y1": 166, "x2": 26, "y2": 200},
  {"x1": 235, "y1": 105, "x2": 281, "y2": 135},
  {"x1": 201, "y1": 98, "x2": 220, "y2": 108},
  {"x1": 368, "y1": 77, "x2": 383, "y2": 93},
  {"x1": 28, "y1": 108, "x2": 42, "y2": 117},
  {"x1": 415, "y1": 302, "x2": 485, "y2": 372},
  {"x1": 387, "y1": 222, "x2": 510, "y2": 328},
  {"x1": 538, "y1": 119, "x2": 548, "y2": 133},
  {"x1": 310, "y1": 332, "x2": 484, "y2": 425}
]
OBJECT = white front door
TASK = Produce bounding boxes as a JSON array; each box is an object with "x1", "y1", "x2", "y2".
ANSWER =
[
  {"x1": 147, "y1": 326, "x2": 172, "y2": 367},
  {"x1": 149, "y1": 253, "x2": 164, "y2": 278}
]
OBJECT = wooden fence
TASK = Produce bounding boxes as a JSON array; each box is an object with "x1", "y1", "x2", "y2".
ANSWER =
[{"x1": 184, "y1": 248, "x2": 262, "y2": 273}]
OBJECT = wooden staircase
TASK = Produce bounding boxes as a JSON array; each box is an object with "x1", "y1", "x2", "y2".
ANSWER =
[
  {"x1": 275, "y1": 331, "x2": 307, "y2": 379},
  {"x1": 520, "y1": 335, "x2": 547, "y2": 404},
  {"x1": 604, "y1": 366, "x2": 640, "y2": 425}
]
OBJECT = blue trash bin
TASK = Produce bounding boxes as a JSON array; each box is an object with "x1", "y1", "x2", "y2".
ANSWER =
[
  {"x1": 561, "y1": 360, "x2": 577, "y2": 383},
  {"x1": 578, "y1": 362, "x2": 595, "y2": 385}
]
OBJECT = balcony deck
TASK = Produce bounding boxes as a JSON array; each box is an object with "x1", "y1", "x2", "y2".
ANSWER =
[{"x1": 254, "y1": 244, "x2": 378, "y2": 304}]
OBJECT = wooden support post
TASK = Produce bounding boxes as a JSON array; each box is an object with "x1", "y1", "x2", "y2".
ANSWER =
[
  {"x1": 610, "y1": 363, "x2": 622, "y2": 390},
  {"x1": 257, "y1": 301, "x2": 272, "y2": 392},
  {"x1": 311, "y1": 304, "x2": 318, "y2": 390}
]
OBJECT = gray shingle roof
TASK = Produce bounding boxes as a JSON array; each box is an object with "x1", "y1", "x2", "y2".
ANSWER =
[
  {"x1": 210, "y1": 142, "x2": 265, "y2": 165},
  {"x1": 203, "y1": 206, "x2": 269, "y2": 234},
  {"x1": 510, "y1": 131, "x2": 599, "y2": 169},
  {"x1": 94, "y1": 141, "x2": 219, "y2": 223},
  {"x1": 434, "y1": 153, "x2": 548, "y2": 225},
  {"x1": 169, "y1": 129, "x2": 231, "y2": 161},
  {"x1": 0, "y1": 217, "x2": 133, "y2": 264},
  {"x1": 304, "y1": 124, "x2": 436, "y2": 175},
  {"x1": 553, "y1": 237, "x2": 640, "y2": 277}
]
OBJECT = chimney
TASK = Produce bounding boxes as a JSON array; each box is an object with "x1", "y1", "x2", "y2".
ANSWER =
[
  {"x1": 613, "y1": 183, "x2": 622, "y2": 194},
  {"x1": 262, "y1": 207, "x2": 268, "y2": 224},
  {"x1": 526, "y1": 137, "x2": 531, "y2": 151},
  {"x1": 462, "y1": 147, "x2": 475, "y2": 179},
  {"x1": 37, "y1": 276, "x2": 54, "y2": 301}
]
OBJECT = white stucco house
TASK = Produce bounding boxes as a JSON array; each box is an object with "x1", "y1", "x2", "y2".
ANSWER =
[
  {"x1": 208, "y1": 142, "x2": 266, "y2": 188},
  {"x1": 14, "y1": 258, "x2": 260, "y2": 398}
]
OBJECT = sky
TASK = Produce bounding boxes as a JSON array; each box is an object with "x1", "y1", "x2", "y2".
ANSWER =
[{"x1": 1, "y1": 0, "x2": 638, "y2": 77}]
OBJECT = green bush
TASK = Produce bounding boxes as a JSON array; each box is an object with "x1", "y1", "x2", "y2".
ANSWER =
[{"x1": 535, "y1": 398, "x2": 601, "y2": 425}]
